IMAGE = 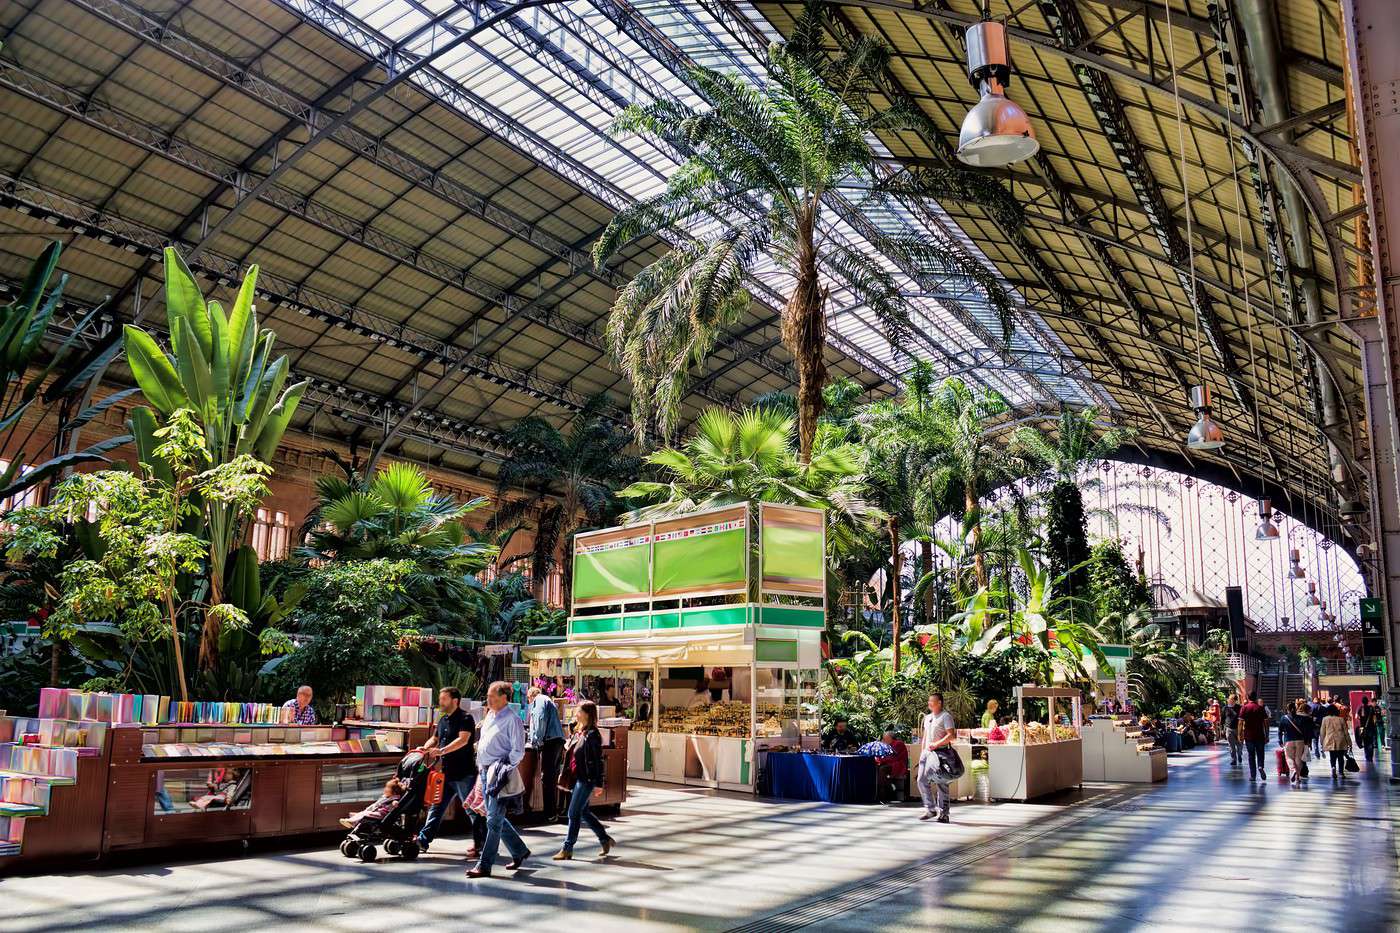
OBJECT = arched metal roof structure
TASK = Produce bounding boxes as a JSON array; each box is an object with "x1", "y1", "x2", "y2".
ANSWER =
[{"x1": 0, "y1": 0, "x2": 1371, "y2": 544}]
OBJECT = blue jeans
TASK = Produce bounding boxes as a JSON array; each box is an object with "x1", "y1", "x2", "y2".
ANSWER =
[
  {"x1": 562, "y1": 780, "x2": 608, "y2": 853},
  {"x1": 477, "y1": 784, "x2": 529, "y2": 872},
  {"x1": 418, "y1": 776, "x2": 483, "y2": 849},
  {"x1": 1245, "y1": 739, "x2": 1267, "y2": 776}
]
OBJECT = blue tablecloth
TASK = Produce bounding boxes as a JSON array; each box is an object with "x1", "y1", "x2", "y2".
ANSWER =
[{"x1": 764, "y1": 752, "x2": 878, "y2": 804}]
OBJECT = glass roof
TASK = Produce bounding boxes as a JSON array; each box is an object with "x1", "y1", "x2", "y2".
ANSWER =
[{"x1": 284, "y1": 0, "x2": 1108, "y2": 409}]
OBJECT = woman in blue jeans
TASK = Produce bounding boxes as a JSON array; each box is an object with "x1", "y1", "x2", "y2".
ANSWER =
[{"x1": 553, "y1": 701, "x2": 616, "y2": 860}]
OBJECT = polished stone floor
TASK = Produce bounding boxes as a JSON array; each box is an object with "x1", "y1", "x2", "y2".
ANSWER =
[{"x1": 2, "y1": 745, "x2": 1395, "y2": 932}]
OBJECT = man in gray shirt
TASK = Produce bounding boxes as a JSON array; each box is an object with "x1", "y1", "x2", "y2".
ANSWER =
[
  {"x1": 917, "y1": 692, "x2": 957, "y2": 824},
  {"x1": 468, "y1": 681, "x2": 530, "y2": 878}
]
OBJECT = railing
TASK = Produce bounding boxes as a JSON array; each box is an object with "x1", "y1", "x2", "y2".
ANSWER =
[
  {"x1": 1227, "y1": 653, "x2": 1260, "y2": 676},
  {"x1": 1311, "y1": 658, "x2": 1383, "y2": 675}
]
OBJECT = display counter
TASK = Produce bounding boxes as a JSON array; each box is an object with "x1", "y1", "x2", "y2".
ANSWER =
[
  {"x1": 982, "y1": 686, "x2": 1084, "y2": 801},
  {"x1": 1081, "y1": 716, "x2": 1167, "y2": 783},
  {"x1": 520, "y1": 723, "x2": 629, "y2": 814},
  {"x1": 762, "y1": 751, "x2": 877, "y2": 803},
  {"x1": 102, "y1": 722, "x2": 430, "y2": 854}
]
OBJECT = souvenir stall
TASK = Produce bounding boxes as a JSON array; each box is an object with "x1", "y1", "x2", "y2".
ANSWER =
[
  {"x1": 524, "y1": 503, "x2": 825, "y2": 792},
  {"x1": 0, "y1": 686, "x2": 430, "y2": 865},
  {"x1": 984, "y1": 686, "x2": 1083, "y2": 800}
]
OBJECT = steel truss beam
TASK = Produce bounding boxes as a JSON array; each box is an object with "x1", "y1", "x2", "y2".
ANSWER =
[
  {"x1": 0, "y1": 170, "x2": 631, "y2": 422},
  {"x1": 775, "y1": 1, "x2": 1188, "y2": 437},
  {"x1": 272, "y1": 0, "x2": 879, "y2": 391},
  {"x1": 1035, "y1": 0, "x2": 1255, "y2": 420},
  {"x1": 0, "y1": 274, "x2": 518, "y2": 468},
  {"x1": 67, "y1": 0, "x2": 820, "y2": 411}
]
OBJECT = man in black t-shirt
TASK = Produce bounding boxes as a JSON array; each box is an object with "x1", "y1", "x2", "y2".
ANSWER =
[{"x1": 414, "y1": 687, "x2": 484, "y2": 856}]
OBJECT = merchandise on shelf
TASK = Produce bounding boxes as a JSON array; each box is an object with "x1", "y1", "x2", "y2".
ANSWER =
[
  {"x1": 352, "y1": 685, "x2": 434, "y2": 725},
  {"x1": 38, "y1": 688, "x2": 166, "y2": 725},
  {"x1": 9, "y1": 717, "x2": 108, "y2": 754},
  {"x1": 657, "y1": 701, "x2": 751, "y2": 738},
  {"x1": 137, "y1": 725, "x2": 408, "y2": 759}
]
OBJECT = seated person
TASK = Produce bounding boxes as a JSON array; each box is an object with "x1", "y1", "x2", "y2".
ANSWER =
[
  {"x1": 874, "y1": 730, "x2": 910, "y2": 802},
  {"x1": 822, "y1": 719, "x2": 859, "y2": 753},
  {"x1": 339, "y1": 778, "x2": 405, "y2": 830}
]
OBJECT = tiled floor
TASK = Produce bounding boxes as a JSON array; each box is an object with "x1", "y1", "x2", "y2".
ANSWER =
[{"x1": 2, "y1": 746, "x2": 1395, "y2": 931}]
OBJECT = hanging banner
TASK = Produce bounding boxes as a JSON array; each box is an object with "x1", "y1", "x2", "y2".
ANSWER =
[
  {"x1": 651, "y1": 505, "x2": 748, "y2": 598},
  {"x1": 572, "y1": 526, "x2": 652, "y2": 607},
  {"x1": 760, "y1": 503, "x2": 825, "y2": 597}
]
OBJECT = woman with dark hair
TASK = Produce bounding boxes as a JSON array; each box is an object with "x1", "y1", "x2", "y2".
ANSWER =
[{"x1": 553, "y1": 701, "x2": 616, "y2": 860}]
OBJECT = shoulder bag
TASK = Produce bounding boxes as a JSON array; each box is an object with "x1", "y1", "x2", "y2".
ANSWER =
[
  {"x1": 933, "y1": 745, "x2": 965, "y2": 780},
  {"x1": 1344, "y1": 752, "x2": 1360, "y2": 773}
]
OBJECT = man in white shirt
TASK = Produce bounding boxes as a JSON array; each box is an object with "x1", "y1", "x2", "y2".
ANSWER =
[
  {"x1": 467, "y1": 681, "x2": 530, "y2": 878},
  {"x1": 917, "y1": 692, "x2": 957, "y2": 824}
]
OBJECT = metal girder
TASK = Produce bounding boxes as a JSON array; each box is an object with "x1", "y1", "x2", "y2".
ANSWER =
[
  {"x1": 0, "y1": 170, "x2": 632, "y2": 422},
  {"x1": 275, "y1": 0, "x2": 835, "y2": 392},
  {"x1": 0, "y1": 272, "x2": 519, "y2": 469},
  {"x1": 779, "y1": 1, "x2": 1185, "y2": 436},
  {"x1": 1232, "y1": 0, "x2": 1360, "y2": 493},
  {"x1": 183, "y1": 0, "x2": 553, "y2": 264},
  {"x1": 1035, "y1": 0, "x2": 1255, "y2": 422},
  {"x1": 1339, "y1": 0, "x2": 1400, "y2": 723}
]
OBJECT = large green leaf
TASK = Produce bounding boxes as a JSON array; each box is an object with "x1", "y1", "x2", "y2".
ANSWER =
[
  {"x1": 127, "y1": 405, "x2": 174, "y2": 484},
  {"x1": 235, "y1": 333, "x2": 273, "y2": 425},
  {"x1": 227, "y1": 268, "x2": 258, "y2": 407},
  {"x1": 225, "y1": 544, "x2": 262, "y2": 617},
  {"x1": 66, "y1": 387, "x2": 142, "y2": 433},
  {"x1": 14, "y1": 240, "x2": 60, "y2": 322},
  {"x1": 0, "y1": 435, "x2": 131, "y2": 502},
  {"x1": 208, "y1": 298, "x2": 230, "y2": 413},
  {"x1": 174, "y1": 315, "x2": 213, "y2": 416},
  {"x1": 123, "y1": 325, "x2": 187, "y2": 414},
  {"x1": 253, "y1": 379, "x2": 306, "y2": 462},
  {"x1": 18, "y1": 271, "x2": 65, "y2": 365},
  {"x1": 164, "y1": 247, "x2": 212, "y2": 361},
  {"x1": 44, "y1": 325, "x2": 122, "y2": 400}
]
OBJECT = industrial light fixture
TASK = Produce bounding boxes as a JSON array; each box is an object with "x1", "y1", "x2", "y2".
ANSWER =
[
  {"x1": 1307, "y1": 581, "x2": 1320, "y2": 606},
  {"x1": 1288, "y1": 548, "x2": 1306, "y2": 579},
  {"x1": 1253, "y1": 498, "x2": 1279, "y2": 541},
  {"x1": 956, "y1": 21, "x2": 1039, "y2": 167},
  {"x1": 1186, "y1": 385, "x2": 1225, "y2": 450}
]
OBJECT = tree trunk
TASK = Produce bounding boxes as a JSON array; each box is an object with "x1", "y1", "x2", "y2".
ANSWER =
[
  {"x1": 49, "y1": 639, "x2": 60, "y2": 687},
  {"x1": 198, "y1": 575, "x2": 222, "y2": 674},
  {"x1": 889, "y1": 515, "x2": 902, "y2": 674},
  {"x1": 168, "y1": 592, "x2": 189, "y2": 703},
  {"x1": 967, "y1": 483, "x2": 987, "y2": 587},
  {"x1": 920, "y1": 538, "x2": 934, "y2": 625},
  {"x1": 781, "y1": 205, "x2": 828, "y2": 463}
]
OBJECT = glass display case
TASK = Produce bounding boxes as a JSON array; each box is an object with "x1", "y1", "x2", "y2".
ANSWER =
[
  {"x1": 755, "y1": 667, "x2": 821, "y2": 738},
  {"x1": 152, "y1": 767, "x2": 252, "y2": 814},
  {"x1": 657, "y1": 665, "x2": 751, "y2": 737}
]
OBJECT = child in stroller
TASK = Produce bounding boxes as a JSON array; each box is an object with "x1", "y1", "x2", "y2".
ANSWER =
[{"x1": 339, "y1": 751, "x2": 431, "y2": 863}]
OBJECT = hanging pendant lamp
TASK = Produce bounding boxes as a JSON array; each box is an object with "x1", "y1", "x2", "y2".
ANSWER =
[
  {"x1": 1306, "y1": 581, "x2": 1320, "y2": 606},
  {"x1": 1186, "y1": 385, "x2": 1225, "y2": 450},
  {"x1": 1253, "y1": 498, "x2": 1278, "y2": 541},
  {"x1": 1288, "y1": 548, "x2": 1306, "y2": 580},
  {"x1": 956, "y1": 22, "x2": 1039, "y2": 167}
]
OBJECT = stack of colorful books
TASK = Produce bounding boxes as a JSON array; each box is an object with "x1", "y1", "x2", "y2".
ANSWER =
[
  {"x1": 353, "y1": 686, "x2": 434, "y2": 725},
  {"x1": 38, "y1": 688, "x2": 167, "y2": 725}
]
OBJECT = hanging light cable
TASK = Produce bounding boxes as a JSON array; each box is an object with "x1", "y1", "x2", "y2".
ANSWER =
[{"x1": 1162, "y1": 0, "x2": 1220, "y2": 449}]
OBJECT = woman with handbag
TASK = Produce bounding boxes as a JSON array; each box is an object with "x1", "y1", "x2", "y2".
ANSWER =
[
  {"x1": 916, "y1": 692, "x2": 961, "y2": 824},
  {"x1": 1321, "y1": 702, "x2": 1353, "y2": 779},
  {"x1": 553, "y1": 701, "x2": 616, "y2": 860}
]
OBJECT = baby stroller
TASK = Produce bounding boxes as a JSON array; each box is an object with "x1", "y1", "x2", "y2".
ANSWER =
[{"x1": 339, "y1": 751, "x2": 432, "y2": 863}]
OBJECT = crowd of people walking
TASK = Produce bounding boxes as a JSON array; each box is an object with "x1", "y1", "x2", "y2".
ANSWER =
[
  {"x1": 1217, "y1": 690, "x2": 1382, "y2": 783},
  {"x1": 399, "y1": 682, "x2": 618, "y2": 879}
]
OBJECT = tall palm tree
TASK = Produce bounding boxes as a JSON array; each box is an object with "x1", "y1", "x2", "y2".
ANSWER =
[
  {"x1": 858, "y1": 362, "x2": 953, "y2": 670},
  {"x1": 592, "y1": 9, "x2": 1018, "y2": 459},
  {"x1": 495, "y1": 396, "x2": 636, "y2": 614},
  {"x1": 1092, "y1": 607, "x2": 1187, "y2": 709},
  {"x1": 924, "y1": 377, "x2": 1013, "y2": 588}
]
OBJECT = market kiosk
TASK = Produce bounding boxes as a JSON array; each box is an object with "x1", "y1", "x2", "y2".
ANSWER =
[
  {"x1": 524, "y1": 503, "x2": 825, "y2": 792},
  {"x1": 985, "y1": 685, "x2": 1083, "y2": 800}
]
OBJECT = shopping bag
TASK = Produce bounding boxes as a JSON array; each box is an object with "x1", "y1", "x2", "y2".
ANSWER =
[
  {"x1": 423, "y1": 769, "x2": 446, "y2": 806},
  {"x1": 1276, "y1": 746, "x2": 1289, "y2": 777},
  {"x1": 1345, "y1": 753, "x2": 1360, "y2": 773}
]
